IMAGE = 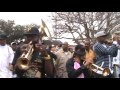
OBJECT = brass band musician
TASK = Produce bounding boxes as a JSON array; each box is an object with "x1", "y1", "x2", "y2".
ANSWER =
[
  {"x1": 112, "y1": 34, "x2": 120, "y2": 78},
  {"x1": 12, "y1": 27, "x2": 54, "y2": 78},
  {"x1": 93, "y1": 31, "x2": 118, "y2": 78}
]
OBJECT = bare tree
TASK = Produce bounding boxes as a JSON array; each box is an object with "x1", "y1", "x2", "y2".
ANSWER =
[{"x1": 52, "y1": 12, "x2": 120, "y2": 44}]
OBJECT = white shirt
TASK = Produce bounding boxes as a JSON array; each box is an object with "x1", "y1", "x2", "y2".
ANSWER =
[{"x1": 0, "y1": 44, "x2": 14, "y2": 78}]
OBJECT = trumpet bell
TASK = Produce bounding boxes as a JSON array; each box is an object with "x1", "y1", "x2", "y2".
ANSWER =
[
  {"x1": 102, "y1": 68, "x2": 110, "y2": 76},
  {"x1": 83, "y1": 61, "x2": 111, "y2": 77},
  {"x1": 15, "y1": 41, "x2": 34, "y2": 70},
  {"x1": 16, "y1": 57, "x2": 30, "y2": 70},
  {"x1": 89, "y1": 64, "x2": 110, "y2": 77}
]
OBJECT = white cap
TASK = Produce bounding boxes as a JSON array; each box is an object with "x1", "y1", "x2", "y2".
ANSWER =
[
  {"x1": 94, "y1": 31, "x2": 107, "y2": 38},
  {"x1": 11, "y1": 42, "x2": 17, "y2": 46}
]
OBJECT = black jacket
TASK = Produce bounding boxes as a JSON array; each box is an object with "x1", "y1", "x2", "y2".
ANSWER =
[
  {"x1": 12, "y1": 47, "x2": 21, "y2": 66},
  {"x1": 12, "y1": 46, "x2": 45, "y2": 78},
  {"x1": 66, "y1": 58, "x2": 90, "y2": 78},
  {"x1": 12, "y1": 46, "x2": 55, "y2": 78}
]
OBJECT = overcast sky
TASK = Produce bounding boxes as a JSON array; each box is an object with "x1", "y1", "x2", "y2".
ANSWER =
[
  {"x1": 0, "y1": 12, "x2": 52, "y2": 25},
  {"x1": 0, "y1": 12, "x2": 78, "y2": 45},
  {"x1": 0, "y1": 12, "x2": 55, "y2": 36}
]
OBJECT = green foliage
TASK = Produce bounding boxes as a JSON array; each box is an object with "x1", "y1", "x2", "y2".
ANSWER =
[{"x1": 0, "y1": 19, "x2": 39, "y2": 44}]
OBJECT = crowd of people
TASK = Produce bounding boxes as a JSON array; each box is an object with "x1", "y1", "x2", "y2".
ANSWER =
[{"x1": 0, "y1": 27, "x2": 120, "y2": 78}]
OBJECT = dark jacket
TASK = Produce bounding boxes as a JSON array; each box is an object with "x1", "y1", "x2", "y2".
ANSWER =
[
  {"x1": 66, "y1": 58, "x2": 90, "y2": 78},
  {"x1": 45, "y1": 49, "x2": 57, "y2": 78},
  {"x1": 12, "y1": 47, "x2": 21, "y2": 66},
  {"x1": 12, "y1": 46, "x2": 45, "y2": 78},
  {"x1": 12, "y1": 46, "x2": 55, "y2": 78}
]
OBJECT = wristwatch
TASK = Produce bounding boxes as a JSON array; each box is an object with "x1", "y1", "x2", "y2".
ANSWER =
[{"x1": 43, "y1": 55, "x2": 51, "y2": 60}]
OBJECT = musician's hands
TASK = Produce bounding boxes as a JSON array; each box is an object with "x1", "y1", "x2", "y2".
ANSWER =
[{"x1": 84, "y1": 60, "x2": 92, "y2": 66}]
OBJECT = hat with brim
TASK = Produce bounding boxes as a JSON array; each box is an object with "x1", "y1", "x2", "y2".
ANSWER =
[
  {"x1": 94, "y1": 31, "x2": 107, "y2": 38},
  {"x1": 24, "y1": 27, "x2": 40, "y2": 36}
]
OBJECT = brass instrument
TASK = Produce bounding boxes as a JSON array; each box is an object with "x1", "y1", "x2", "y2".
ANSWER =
[
  {"x1": 90, "y1": 64, "x2": 110, "y2": 76},
  {"x1": 16, "y1": 41, "x2": 34, "y2": 70},
  {"x1": 83, "y1": 61, "x2": 110, "y2": 76}
]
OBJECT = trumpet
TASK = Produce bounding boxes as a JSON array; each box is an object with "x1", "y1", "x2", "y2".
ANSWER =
[
  {"x1": 90, "y1": 64, "x2": 110, "y2": 76},
  {"x1": 16, "y1": 41, "x2": 34, "y2": 70},
  {"x1": 83, "y1": 61, "x2": 110, "y2": 76}
]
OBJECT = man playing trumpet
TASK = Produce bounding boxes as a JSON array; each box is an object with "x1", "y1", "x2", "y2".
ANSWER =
[
  {"x1": 12, "y1": 27, "x2": 55, "y2": 78},
  {"x1": 112, "y1": 33, "x2": 120, "y2": 78},
  {"x1": 93, "y1": 31, "x2": 118, "y2": 78}
]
